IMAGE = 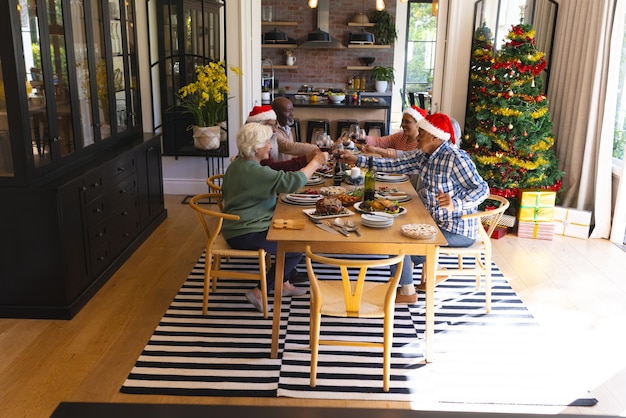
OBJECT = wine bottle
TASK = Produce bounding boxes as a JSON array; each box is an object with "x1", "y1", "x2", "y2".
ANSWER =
[
  {"x1": 363, "y1": 156, "x2": 376, "y2": 202},
  {"x1": 333, "y1": 160, "x2": 342, "y2": 186}
]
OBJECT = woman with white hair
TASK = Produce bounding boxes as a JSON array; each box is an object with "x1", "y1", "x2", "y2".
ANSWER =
[{"x1": 221, "y1": 123, "x2": 327, "y2": 312}]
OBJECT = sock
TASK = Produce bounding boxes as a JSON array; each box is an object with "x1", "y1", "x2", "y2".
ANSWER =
[{"x1": 400, "y1": 284, "x2": 416, "y2": 296}]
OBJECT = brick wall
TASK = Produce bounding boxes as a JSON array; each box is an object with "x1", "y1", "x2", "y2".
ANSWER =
[{"x1": 261, "y1": 0, "x2": 396, "y2": 92}]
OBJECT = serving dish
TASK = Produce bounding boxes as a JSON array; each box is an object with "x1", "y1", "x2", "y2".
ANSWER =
[
  {"x1": 354, "y1": 201, "x2": 407, "y2": 217},
  {"x1": 303, "y1": 208, "x2": 355, "y2": 220}
]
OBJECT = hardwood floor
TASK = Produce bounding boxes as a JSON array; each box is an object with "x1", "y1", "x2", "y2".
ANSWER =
[{"x1": 1, "y1": 195, "x2": 625, "y2": 417}]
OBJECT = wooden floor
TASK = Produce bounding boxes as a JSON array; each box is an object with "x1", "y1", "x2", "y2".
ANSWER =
[{"x1": 1, "y1": 195, "x2": 625, "y2": 417}]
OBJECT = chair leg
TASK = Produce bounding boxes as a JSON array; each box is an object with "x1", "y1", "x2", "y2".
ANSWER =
[
  {"x1": 382, "y1": 314, "x2": 393, "y2": 392},
  {"x1": 203, "y1": 251, "x2": 212, "y2": 315},
  {"x1": 309, "y1": 310, "x2": 321, "y2": 388},
  {"x1": 258, "y1": 250, "x2": 269, "y2": 318},
  {"x1": 485, "y1": 252, "x2": 492, "y2": 313}
]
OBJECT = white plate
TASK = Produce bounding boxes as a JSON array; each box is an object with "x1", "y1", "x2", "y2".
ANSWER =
[
  {"x1": 280, "y1": 195, "x2": 316, "y2": 206},
  {"x1": 353, "y1": 201, "x2": 407, "y2": 217},
  {"x1": 361, "y1": 214, "x2": 394, "y2": 228},
  {"x1": 376, "y1": 173, "x2": 409, "y2": 183},
  {"x1": 374, "y1": 192, "x2": 412, "y2": 203},
  {"x1": 286, "y1": 193, "x2": 322, "y2": 203},
  {"x1": 306, "y1": 175, "x2": 324, "y2": 186},
  {"x1": 303, "y1": 207, "x2": 355, "y2": 220}
]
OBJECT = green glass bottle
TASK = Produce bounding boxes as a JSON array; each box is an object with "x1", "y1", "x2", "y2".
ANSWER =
[{"x1": 363, "y1": 156, "x2": 376, "y2": 202}]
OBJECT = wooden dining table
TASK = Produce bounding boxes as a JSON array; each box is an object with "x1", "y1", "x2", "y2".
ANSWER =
[{"x1": 267, "y1": 174, "x2": 448, "y2": 362}]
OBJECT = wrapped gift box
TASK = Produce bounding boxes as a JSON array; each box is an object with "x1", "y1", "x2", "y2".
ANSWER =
[
  {"x1": 553, "y1": 206, "x2": 592, "y2": 239},
  {"x1": 518, "y1": 190, "x2": 556, "y2": 222},
  {"x1": 517, "y1": 221, "x2": 555, "y2": 240},
  {"x1": 491, "y1": 226, "x2": 508, "y2": 239}
]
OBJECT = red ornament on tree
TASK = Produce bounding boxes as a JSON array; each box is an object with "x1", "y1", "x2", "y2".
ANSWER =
[
  {"x1": 535, "y1": 95, "x2": 544, "y2": 102},
  {"x1": 491, "y1": 125, "x2": 497, "y2": 133}
]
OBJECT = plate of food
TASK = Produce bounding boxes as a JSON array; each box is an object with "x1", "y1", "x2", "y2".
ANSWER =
[
  {"x1": 354, "y1": 199, "x2": 407, "y2": 216},
  {"x1": 400, "y1": 223, "x2": 438, "y2": 239},
  {"x1": 336, "y1": 188, "x2": 363, "y2": 206},
  {"x1": 303, "y1": 197, "x2": 355, "y2": 219},
  {"x1": 319, "y1": 185, "x2": 347, "y2": 196},
  {"x1": 375, "y1": 186, "x2": 412, "y2": 203}
]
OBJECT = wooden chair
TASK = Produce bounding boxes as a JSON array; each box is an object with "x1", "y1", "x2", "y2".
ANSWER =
[
  {"x1": 206, "y1": 173, "x2": 224, "y2": 210},
  {"x1": 424, "y1": 195, "x2": 510, "y2": 313},
  {"x1": 189, "y1": 193, "x2": 269, "y2": 317},
  {"x1": 304, "y1": 246, "x2": 405, "y2": 392}
]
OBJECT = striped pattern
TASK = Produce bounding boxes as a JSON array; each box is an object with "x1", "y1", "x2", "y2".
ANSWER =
[{"x1": 121, "y1": 253, "x2": 594, "y2": 407}]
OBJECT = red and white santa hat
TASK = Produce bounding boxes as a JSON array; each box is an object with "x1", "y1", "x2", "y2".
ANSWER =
[
  {"x1": 403, "y1": 105, "x2": 428, "y2": 123},
  {"x1": 246, "y1": 105, "x2": 277, "y2": 123},
  {"x1": 419, "y1": 112, "x2": 454, "y2": 143}
]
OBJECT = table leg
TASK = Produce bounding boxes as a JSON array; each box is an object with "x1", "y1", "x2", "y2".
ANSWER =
[
  {"x1": 423, "y1": 245, "x2": 438, "y2": 363},
  {"x1": 271, "y1": 244, "x2": 285, "y2": 358}
]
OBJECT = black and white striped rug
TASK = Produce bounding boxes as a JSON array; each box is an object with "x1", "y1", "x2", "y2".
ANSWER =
[{"x1": 121, "y1": 253, "x2": 596, "y2": 408}]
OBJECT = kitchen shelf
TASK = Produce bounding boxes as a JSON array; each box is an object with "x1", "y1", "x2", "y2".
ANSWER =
[
  {"x1": 264, "y1": 65, "x2": 298, "y2": 69},
  {"x1": 348, "y1": 44, "x2": 391, "y2": 49},
  {"x1": 348, "y1": 22, "x2": 375, "y2": 27},
  {"x1": 262, "y1": 43, "x2": 298, "y2": 48},
  {"x1": 347, "y1": 66, "x2": 373, "y2": 70},
  {"x1": 261, "y1": 21, "x2": 298, "y2": 26}
]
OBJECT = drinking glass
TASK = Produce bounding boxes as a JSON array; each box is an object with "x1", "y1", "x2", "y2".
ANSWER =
[
  {"x1": 348, "y1": 124, "x2": 359, "y2": 142},
  {"x1": 316, "y1": 132, "x2": 332, "y2": 153},
  {"x1": 358, "y1": 128, "x2": 367, "y2": 144}
]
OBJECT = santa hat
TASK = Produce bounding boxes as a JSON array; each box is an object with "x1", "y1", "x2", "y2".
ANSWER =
[
  {"x1": 246, "y1": 105, "x2": 276, "y2": 123},
  {"x1": 419, "y1": 113, "x2": 454, "y2": 143},
  {"x1": 403, "y1": 105, "x2": 428, "y2": 123}
]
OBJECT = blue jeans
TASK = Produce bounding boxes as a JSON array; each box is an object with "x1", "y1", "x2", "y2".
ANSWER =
[
  {"x1": 226, "y1": 230, "x2": 302, "y2": 292},
  {"x1": 390, "y1": 229, "x2": 475, "y2": 285}
]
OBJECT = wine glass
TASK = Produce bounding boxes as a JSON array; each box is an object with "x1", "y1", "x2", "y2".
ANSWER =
[
  {"x1": 316, "y1": 132, "x2": 332, "y2": 153},
  {"x1": 348, "y1": 124, "x2": 360, "y2": 142},
  {"x1": 357, "y1": 128, "x2": 367, "y2": 145}
]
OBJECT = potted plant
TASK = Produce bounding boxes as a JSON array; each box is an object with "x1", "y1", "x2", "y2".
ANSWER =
[
  {"x1": 173, "y1": 61, "x2": 241, "y2": 150},
  {"x1": 371, "y1": 66, "x2": 395, "y2": 93},
  {"x1": 371, "y1": 10, "x2": 397, "y2": 46}
]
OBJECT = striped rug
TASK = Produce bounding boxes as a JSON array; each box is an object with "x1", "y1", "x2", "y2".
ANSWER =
[{"x1": 121, "y1": 253, "x2": 596, "y2": 408}]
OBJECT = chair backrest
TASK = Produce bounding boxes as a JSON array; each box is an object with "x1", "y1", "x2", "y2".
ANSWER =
[
  {"x1": 462, "y1": 194, "x2": 510, "y2": 242},
  {"x1": 304, "y1": 246, "x2": 405, "y2": 317},
  {"x1": 206, "y1": 174, "x2": 225, "y2": 209},
  {"x1": 189, "y1": 193, "x2": 239, "y2": 249}
]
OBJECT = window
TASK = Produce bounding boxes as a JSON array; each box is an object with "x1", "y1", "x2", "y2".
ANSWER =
[
  {"x1": 403, "y1": 1, "x2": 437, "y2": 104},
  {"x1": 613, "y1": 20, "x2": 626, "y2": 162}
]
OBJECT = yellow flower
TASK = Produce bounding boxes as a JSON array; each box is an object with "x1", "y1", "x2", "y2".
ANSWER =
[{"x1": 173, "y1": 61, "x2": 242, "y2": 127}]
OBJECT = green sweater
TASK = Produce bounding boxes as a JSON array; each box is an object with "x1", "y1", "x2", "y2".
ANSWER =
[{"x1": 221, "y1": 158, "x2": 307, "y2": 240}]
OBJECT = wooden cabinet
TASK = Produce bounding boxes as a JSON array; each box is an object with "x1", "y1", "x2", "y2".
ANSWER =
[
  {"x1": 0, "y1": 135, "x2": 166, "y2": 319},
  {"x1": 0, "y1": 1, "x2": 166, "y2": 319}
]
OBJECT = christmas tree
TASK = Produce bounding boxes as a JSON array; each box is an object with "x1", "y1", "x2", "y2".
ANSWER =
[
  {"x1": 462, "y1": 19, "x2": 563, "y2": 199},
  {"x1": 464, "y1": 22, "x2": 495, "y2": 143}
]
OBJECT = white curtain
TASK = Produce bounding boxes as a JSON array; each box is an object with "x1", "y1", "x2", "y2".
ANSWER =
[
  {"x1": 548, "y1": 0, "x2": 617, "y2": 239},
  {"x1": 607, "y1": 1, "x2": 626, "y2": 244}
]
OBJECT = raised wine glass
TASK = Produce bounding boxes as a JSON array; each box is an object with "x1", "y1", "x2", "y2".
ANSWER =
[{"x1": 348, "y1": 124, "x2": 360, "y2": 143}]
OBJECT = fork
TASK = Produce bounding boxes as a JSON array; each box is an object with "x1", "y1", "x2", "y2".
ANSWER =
[
  {"x1": 345, "y1": 220, "x2": 362, "y2": 237},
  {"x1": 325, "y1": 221, "x2": 350, "y2": 236}
]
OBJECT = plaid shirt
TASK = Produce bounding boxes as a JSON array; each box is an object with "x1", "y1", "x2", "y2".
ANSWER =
[{"x1": 357, "y1": 141, "x2": 489, "y2": 239}]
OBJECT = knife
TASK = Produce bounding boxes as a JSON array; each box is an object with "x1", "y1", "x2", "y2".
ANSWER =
[{"x1": 315, "y1": 223, "x2": 340, "y2": 234}]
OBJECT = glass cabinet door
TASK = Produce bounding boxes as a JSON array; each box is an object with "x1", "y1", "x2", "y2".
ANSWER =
[{"x1": 0, "y1": 60, "x2": 15, "y2": 178}]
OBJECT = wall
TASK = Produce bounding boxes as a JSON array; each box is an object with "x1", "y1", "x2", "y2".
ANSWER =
[
  {"x1": 138, "y1": 0, "x2": 476, "y2": 196},
  {"x1": 260, "y1": 0, "x2": 395, "y2": 92}
]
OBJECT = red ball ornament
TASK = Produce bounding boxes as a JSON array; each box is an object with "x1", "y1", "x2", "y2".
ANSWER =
[
  {"x1": 491, "y1": 125, "x2": 497, "y2": 133},
  {"x1": 535, "y1": 95, "x2": 544, "y2": 102},
  {"x1": 523, "y1": 131, "x2": 528, "y2": 137}
]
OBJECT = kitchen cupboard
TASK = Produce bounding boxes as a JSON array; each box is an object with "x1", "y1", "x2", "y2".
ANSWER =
[{"x1": 0, "y1": 0, "x2": 166, "y2": 318}]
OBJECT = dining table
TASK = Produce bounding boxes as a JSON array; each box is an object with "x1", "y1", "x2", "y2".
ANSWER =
[{"x1": 267, "y1": 172, "x2": 448, "y2": 362}]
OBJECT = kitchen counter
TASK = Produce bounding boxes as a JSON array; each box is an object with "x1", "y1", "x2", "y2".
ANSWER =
[{"x1": 286, "y1": 95, "x2": 391, "y2": 140}]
